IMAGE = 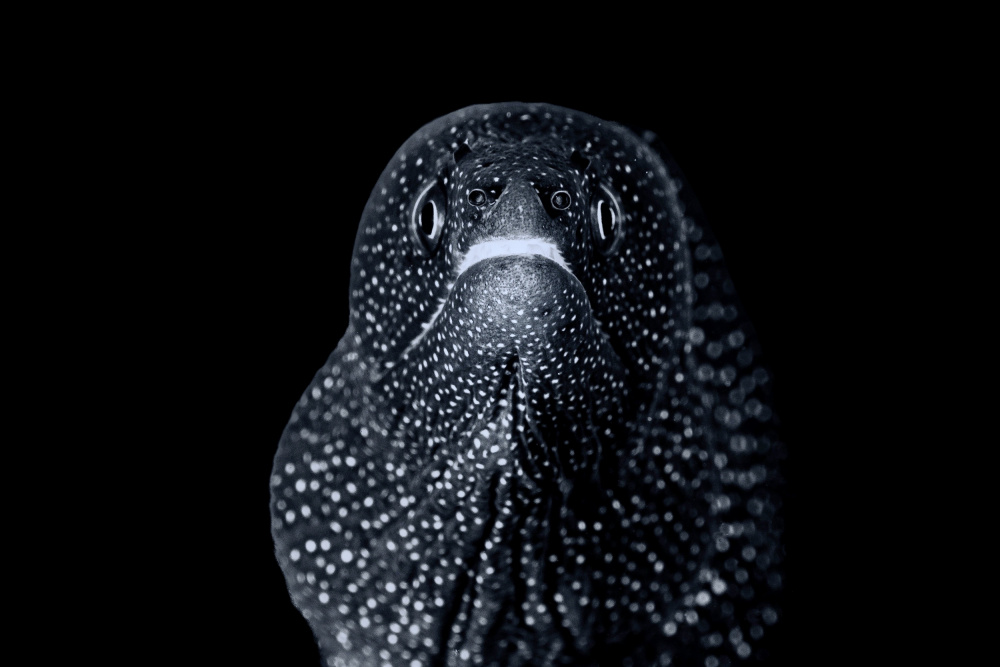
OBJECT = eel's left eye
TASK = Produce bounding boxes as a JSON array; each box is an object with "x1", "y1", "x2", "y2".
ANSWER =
[
  {"x1": 590, "y1": 183, "x2": 624, "y2": 255},
  {"x1": 550, "y1": 190, "x2": 571, "y2": 210},
  {"x1": 411, "y1": 181, "x2": 447, "y2": 255}
]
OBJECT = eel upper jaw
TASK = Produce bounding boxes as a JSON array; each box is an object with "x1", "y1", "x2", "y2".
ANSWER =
[{"x1": 456, "y1": 238, "x2": 571, "y2": 278}]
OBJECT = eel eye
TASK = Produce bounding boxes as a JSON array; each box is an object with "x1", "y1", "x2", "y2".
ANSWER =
[
  {"x1": 550, "y1": 190, "x2": 571, "y2": 210},
  {"x1": 411, "y1": 181, "x2": 447, "y2": 255},
  {"x1": 468, "y1": 189, "x2": 487, "y2": 206},
  {"x1": 590, "y1": 183, "x2": 624, "y2": 255}
]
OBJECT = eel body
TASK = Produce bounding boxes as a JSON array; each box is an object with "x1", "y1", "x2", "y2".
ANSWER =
[{"x1": 271, "y1": 102, "x2": 782, "y2": 666}]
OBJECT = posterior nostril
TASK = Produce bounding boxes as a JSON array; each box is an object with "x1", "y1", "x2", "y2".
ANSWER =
[
  {"x1": 550, "y1": 190, "x2": 571, "y2": 210},
  {"x1": 469, "y1": 189, "x2": 487, "y2": 206}
]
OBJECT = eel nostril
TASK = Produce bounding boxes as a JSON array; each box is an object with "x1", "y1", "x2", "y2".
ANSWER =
[
  {"x1": 468, "y1": 189, "x2": 487, "y2": 206},
  {"x1": 550, "y1": 190, "x2": 571, "y2": 210}
]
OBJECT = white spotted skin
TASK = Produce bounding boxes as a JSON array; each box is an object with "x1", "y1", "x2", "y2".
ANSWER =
[{"x1": 270, "y1": 103, "x2": 783, "y2": 666}]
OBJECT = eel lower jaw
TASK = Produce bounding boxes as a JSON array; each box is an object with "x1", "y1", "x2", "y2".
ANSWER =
[{"x1": 393, "y1": 238, "x2": 574, "y2": 361}]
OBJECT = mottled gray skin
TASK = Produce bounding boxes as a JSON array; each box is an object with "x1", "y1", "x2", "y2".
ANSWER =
[{"x1": 271, "y1": 103, "x2": 782, "y2": 666}]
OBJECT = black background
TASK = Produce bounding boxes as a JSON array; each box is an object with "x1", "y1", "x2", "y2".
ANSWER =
[{"x1": 146, "y1": 34, "x2": 887, "y2": 666}]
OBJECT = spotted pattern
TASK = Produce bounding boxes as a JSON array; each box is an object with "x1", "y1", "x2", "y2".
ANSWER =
[{"x1": 271, "y1": 103, "x2": 782, "y2": 666}]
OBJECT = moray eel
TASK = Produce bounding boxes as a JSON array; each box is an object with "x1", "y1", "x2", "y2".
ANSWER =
[{"x1": 270, "y1": 102, "x2": 782, "y2": 666}]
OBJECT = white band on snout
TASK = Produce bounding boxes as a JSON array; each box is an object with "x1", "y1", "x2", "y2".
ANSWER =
[{"x1": 457, "y1": 239, "x2": 570, "y2": 278}]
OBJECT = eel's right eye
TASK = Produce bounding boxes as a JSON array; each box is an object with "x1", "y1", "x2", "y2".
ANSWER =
[{"x1": 411, "y1": 181, "x2": 447, "y2": 255}]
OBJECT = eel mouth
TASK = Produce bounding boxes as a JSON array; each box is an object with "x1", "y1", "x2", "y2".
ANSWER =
[{"x1": 456, "y1": 238, "x2": 571, "y2": 279}]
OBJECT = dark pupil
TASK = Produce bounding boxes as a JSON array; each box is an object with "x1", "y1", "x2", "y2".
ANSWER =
[
  {"x1": 420, "y1": 201, "x2": 436, "y2": 236},
  {"x1": 469, "y1": 189, "x2": 486, "y2": 206},
  {"x1": 599, "y1": 201, "x2": 615, "y2": 239},
  {"x1": 552, "y1": 191, "x2": 570, "y2": 209}
]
